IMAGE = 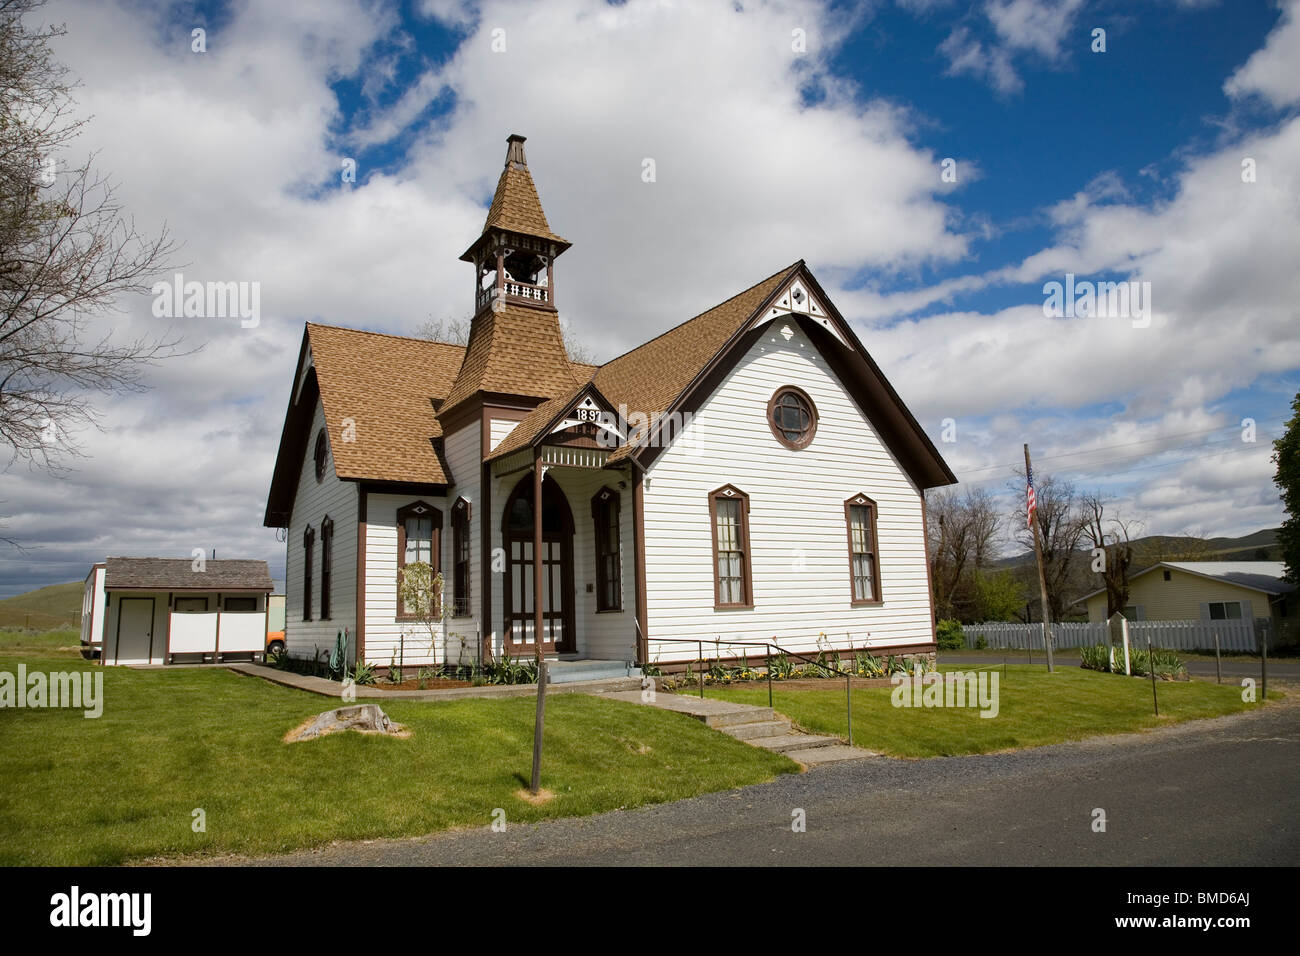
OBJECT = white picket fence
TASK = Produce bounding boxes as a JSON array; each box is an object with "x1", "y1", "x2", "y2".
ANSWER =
[{"x1": 961, "y1": 618, "x2": 1270, "y2": 652}]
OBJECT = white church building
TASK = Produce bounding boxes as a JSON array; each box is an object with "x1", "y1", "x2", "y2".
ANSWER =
[{"x1": 263, "y1": 134, "x2": 956, "y2": 674}]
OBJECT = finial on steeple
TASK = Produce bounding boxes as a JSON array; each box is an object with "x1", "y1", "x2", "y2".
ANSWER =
[{"x1": 506, "y1": 134, "x2": 528, "y2": 168}]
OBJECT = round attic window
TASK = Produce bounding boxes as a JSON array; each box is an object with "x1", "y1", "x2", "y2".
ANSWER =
[
  {"x1": 767, "y1": 386, "x2": 817, "y2": 450},
  {"x1": 314, "y1": 429, "x2": 328, "y2": 482}
]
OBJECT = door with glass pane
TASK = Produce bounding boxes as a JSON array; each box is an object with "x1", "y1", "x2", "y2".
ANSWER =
[{"x1": 502, "y1": 474, "x2": 575, "y2": 654}]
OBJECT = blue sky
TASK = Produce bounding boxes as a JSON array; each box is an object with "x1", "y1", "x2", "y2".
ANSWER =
[{"x1": 1, "y1": 0, "x2": 1297, "y2": 596}]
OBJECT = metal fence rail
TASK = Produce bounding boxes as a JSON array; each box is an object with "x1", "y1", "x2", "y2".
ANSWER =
[{"x1": 961, "y1": 618, "x2": 1270, "y2": 652}]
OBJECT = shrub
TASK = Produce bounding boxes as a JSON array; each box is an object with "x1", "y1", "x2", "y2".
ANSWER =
[
  {"x1": 974, "y1": 634, "x2": 988, "y2": 650},
  {"x1": 936, "y1": 619, "x2": 965, "y2": 651}
]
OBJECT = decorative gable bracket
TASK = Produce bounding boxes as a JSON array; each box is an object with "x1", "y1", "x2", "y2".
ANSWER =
[{"x1": 748, "y1": 276, "x2": 849, "y2": 348}]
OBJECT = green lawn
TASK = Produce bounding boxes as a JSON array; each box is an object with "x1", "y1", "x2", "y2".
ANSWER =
[
  {"x1": 706, "y1": 664, "x2": 1270, "y2": 758},
  {"x1": 0, "y1": 632, "x2": 795, "y2": 865}
]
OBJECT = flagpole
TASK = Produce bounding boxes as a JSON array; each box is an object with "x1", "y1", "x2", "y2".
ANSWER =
[{"x1": 1024, "y1": 443, "x2": 1055, "y2": 673}]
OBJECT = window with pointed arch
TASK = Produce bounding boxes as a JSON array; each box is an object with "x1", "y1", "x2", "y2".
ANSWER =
[
  {"x1": 709, "y1": 485, "x2": 752, "y2": 609},
  {"x1": 396, "y1": 501, "x2": 442, "y2": 619},
  {"x1": 320, "y1": 515, "x2": 333, "y2": 620},
  {"x1": 592, "y1": 487, "x2": 621, "y2": 611},
  {"x1": 302, "y1": 525, "x2": 315, "y2": 621},
  {"x1": 845, "y1": 494, "x2": 881, "y2": 604},
  {"x1": 452, "y1": 498, "x2": 471, "y2": 617}
]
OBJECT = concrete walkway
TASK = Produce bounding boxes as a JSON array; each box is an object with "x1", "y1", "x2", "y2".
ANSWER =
[
  {"x1": 226, "y1": 662, "x2": 640, "y2": 702},
  {"x1": 602, "y1": 689, "x2": 877, "y2": 768}
]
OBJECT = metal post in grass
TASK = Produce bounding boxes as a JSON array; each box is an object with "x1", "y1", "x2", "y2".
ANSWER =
[
  {"x1": 766, "y1": 643, "x2": 773, "y2": 709},
  {"x1": 698, "y1": 640, "x2": 704, "y2": 699},
  {"x1": 845, "y1": 671, "x2": 853, "y2": 747},
  {"x1": 1147, "y1": 636, "x2": 1158, "y2": 717},
  {"x1": 530, "y1": 648, "x2": 548, "y2": 795},
  {"x1": 1261, "y1": 628, "x2": 1268, "y2": 701},
  {"x1": 1214, "y1": 632, "x2": 1221, "y2": 685}
]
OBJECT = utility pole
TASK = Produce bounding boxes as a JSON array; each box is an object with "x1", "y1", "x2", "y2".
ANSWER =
[{"x1": 1024, "y1": 443, "x2": 1055, "y2": 673}]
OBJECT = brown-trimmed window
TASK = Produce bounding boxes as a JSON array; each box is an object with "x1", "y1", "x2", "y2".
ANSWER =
[
  {"x1": 452, "y1": 498, "x2": 471, "y2": 617},
  {"x1": 174, "y1": 597, "x2": 208, "y2": 613},
  {"x1": 302, "y1": 525, "x2": 315, "y2": 621},
  {"x1": 224, "y1": 596, "x2": 257, "y2": 612},
  {"x1": 314, "y1": 429, "x2": 328, "y2": 482},
  {"x1": 397, "y1": 500, "x2": 442, "y2": 619},
  {"x1": 767, "y1": 385, "x2": 817, "y2": 449},
  {"x1": 710, "y1": 484, "x2": 752, "y2": 608},
  {"x1": 845, "y1": 494, "x2": 880, "y2": 604},
  {"x1": 592, "y1": 487, "x2": 621, "y2": 611},
  {"x1": 320, "y1": 515, "x2": 333, "y2": 620}
]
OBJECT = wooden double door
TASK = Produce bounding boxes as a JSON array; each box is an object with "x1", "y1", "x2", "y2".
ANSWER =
[{"x1": 502, "y1": 472, "x2": 576, "y2": 655}]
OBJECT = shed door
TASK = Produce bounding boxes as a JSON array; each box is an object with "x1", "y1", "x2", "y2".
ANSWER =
[{"x1": 115, "y1": 597, "x2": 155, "y2": 665}]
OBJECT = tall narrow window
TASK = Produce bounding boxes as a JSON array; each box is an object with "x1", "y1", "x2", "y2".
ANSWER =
[
  {"x1": 320, "y1": 515, "x2": 333, "y2": 620},
  {"x1": 592, "y1": 488, "x2": 621, "y2": 611},
  {"x1": 845, "y1": 494, "x2": 880, "y2": 604},
  {"x1": 452, "y1": 498, "x2": 471, "y2": 617},
  {"x1": 302, "y1": 525, "x2": 315, "y2": 621},
  {"x1": 709, "y1": 485, "x2": 752, "y2": 609},
  {"x1": 396, "y1": 501, "x2": 442, "y2": 619}
]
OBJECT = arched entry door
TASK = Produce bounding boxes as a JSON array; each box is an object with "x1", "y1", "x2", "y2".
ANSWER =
[{"x1": 502, "y1": 472, "x2": 576, "y2": 655}]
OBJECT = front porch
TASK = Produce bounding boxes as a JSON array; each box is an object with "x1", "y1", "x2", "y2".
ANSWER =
[{"x1": 486, "y1": 430, "x2": 643, "y2": 667}]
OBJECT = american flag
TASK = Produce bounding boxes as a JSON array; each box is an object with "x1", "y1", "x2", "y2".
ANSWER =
[{"x1": 1026, "y1": 463, "x2": 1037, "y2": 528}]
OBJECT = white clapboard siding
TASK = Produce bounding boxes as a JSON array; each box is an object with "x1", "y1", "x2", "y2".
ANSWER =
[
  {"x1": 285, "y1": 398, "x2": 359, "y2": 660},
  {"x1": 489, "y1": 418, "x2": 518, "y2": 452},
  {"x1": 643, "y1": 323, "x2": 932, "y2": 664},
  {"x1": 443, "y1": 422, "x2": 481, "y2": 664},
  {"x1": 363, "y1": 491, "x2": 448, "y2": 668}
]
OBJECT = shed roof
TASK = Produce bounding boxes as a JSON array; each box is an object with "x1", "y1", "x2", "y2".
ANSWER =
[{"x1": 104, "y1": 558, "x2": 273, "y2": 591}]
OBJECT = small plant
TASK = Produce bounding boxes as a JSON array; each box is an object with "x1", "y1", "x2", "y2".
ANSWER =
[
  {"x1": 854, "y1": 650, "x2": 884, "y2": 678},
  {"x1": 767, "y1": 652, "x2": 794, "y2": 680},
  {"x1": 388, "y1": 653, "x2": 403, "y2": 685},
  {"x1": 974, "y1": 634, "x2": 988, "y2": 650},
  {"x1": 351, "y1": 660, "x2": 377, "y2": 685},
  {"x1": 1079, "y1": 644, "x2": 1110, "y2": 672}
]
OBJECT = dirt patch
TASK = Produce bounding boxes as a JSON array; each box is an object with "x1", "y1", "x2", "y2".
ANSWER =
[{"x1": 515, "y1": 788, "x2": 555, "y2": 805}]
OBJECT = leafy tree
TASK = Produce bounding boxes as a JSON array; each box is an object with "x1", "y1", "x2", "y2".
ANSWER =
[
  {"x1": 396, "y1": 560, "x2": 445, "y2": 666},
  {"x1": 972, "y1": 568, "x2": 1026, "y2": 622},
  {"x1": 1273, "y1": 392, "x2": 1300, "y2": 584}
]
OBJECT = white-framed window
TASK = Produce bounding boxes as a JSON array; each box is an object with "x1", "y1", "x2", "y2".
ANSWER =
[{"x1": 1207, "y1": 601, "x2": 1243, "y2": 620}]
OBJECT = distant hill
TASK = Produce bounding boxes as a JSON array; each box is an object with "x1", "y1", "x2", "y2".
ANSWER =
[
  {"x1": 993, "y1": 528, "x2": 1282, "y2": 572},
  {"x1": 0, "y1": 581, "x2": 83, "y2": 630}
]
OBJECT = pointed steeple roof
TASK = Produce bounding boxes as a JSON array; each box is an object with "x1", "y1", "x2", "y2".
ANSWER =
[{"x1": 460, "y1": 134, "x2": 569, "y2": 261}]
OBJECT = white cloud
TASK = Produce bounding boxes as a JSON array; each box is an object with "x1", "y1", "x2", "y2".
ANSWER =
[
  {"x1": 0, "y1": 0, "x2": 972, "y2": 592},
  {"x1": 1224, "y1": 0, "x2": 1300, "y2": 109},
  {"x1": 939, "y1": 0, "x2": 1085, "y2": 94}
]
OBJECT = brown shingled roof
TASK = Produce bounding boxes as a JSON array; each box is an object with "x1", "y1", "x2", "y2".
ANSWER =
[
  {"x1": 485, "y1": 263, "x2": 798, "y2": 462},
  {"x1": 597, "y1": 264, "x2": 797, "y2": 463},
  {"x1": 480, "y1": 136, "x2": 568, "y2": 245},
  {"x1": 104, "y1": 557, "x2": 272, "y2": 591},
  {"x1": 439, "y1": 304, "x2": 583, "y2": 414},
  {"x1": 308, "y1": 324, "x2": 465, "y2": 484}
]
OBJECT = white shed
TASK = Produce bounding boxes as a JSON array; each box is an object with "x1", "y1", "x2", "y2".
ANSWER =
[{"x1": 88, "y1": 557, "x2": 274, "y2": 666}]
